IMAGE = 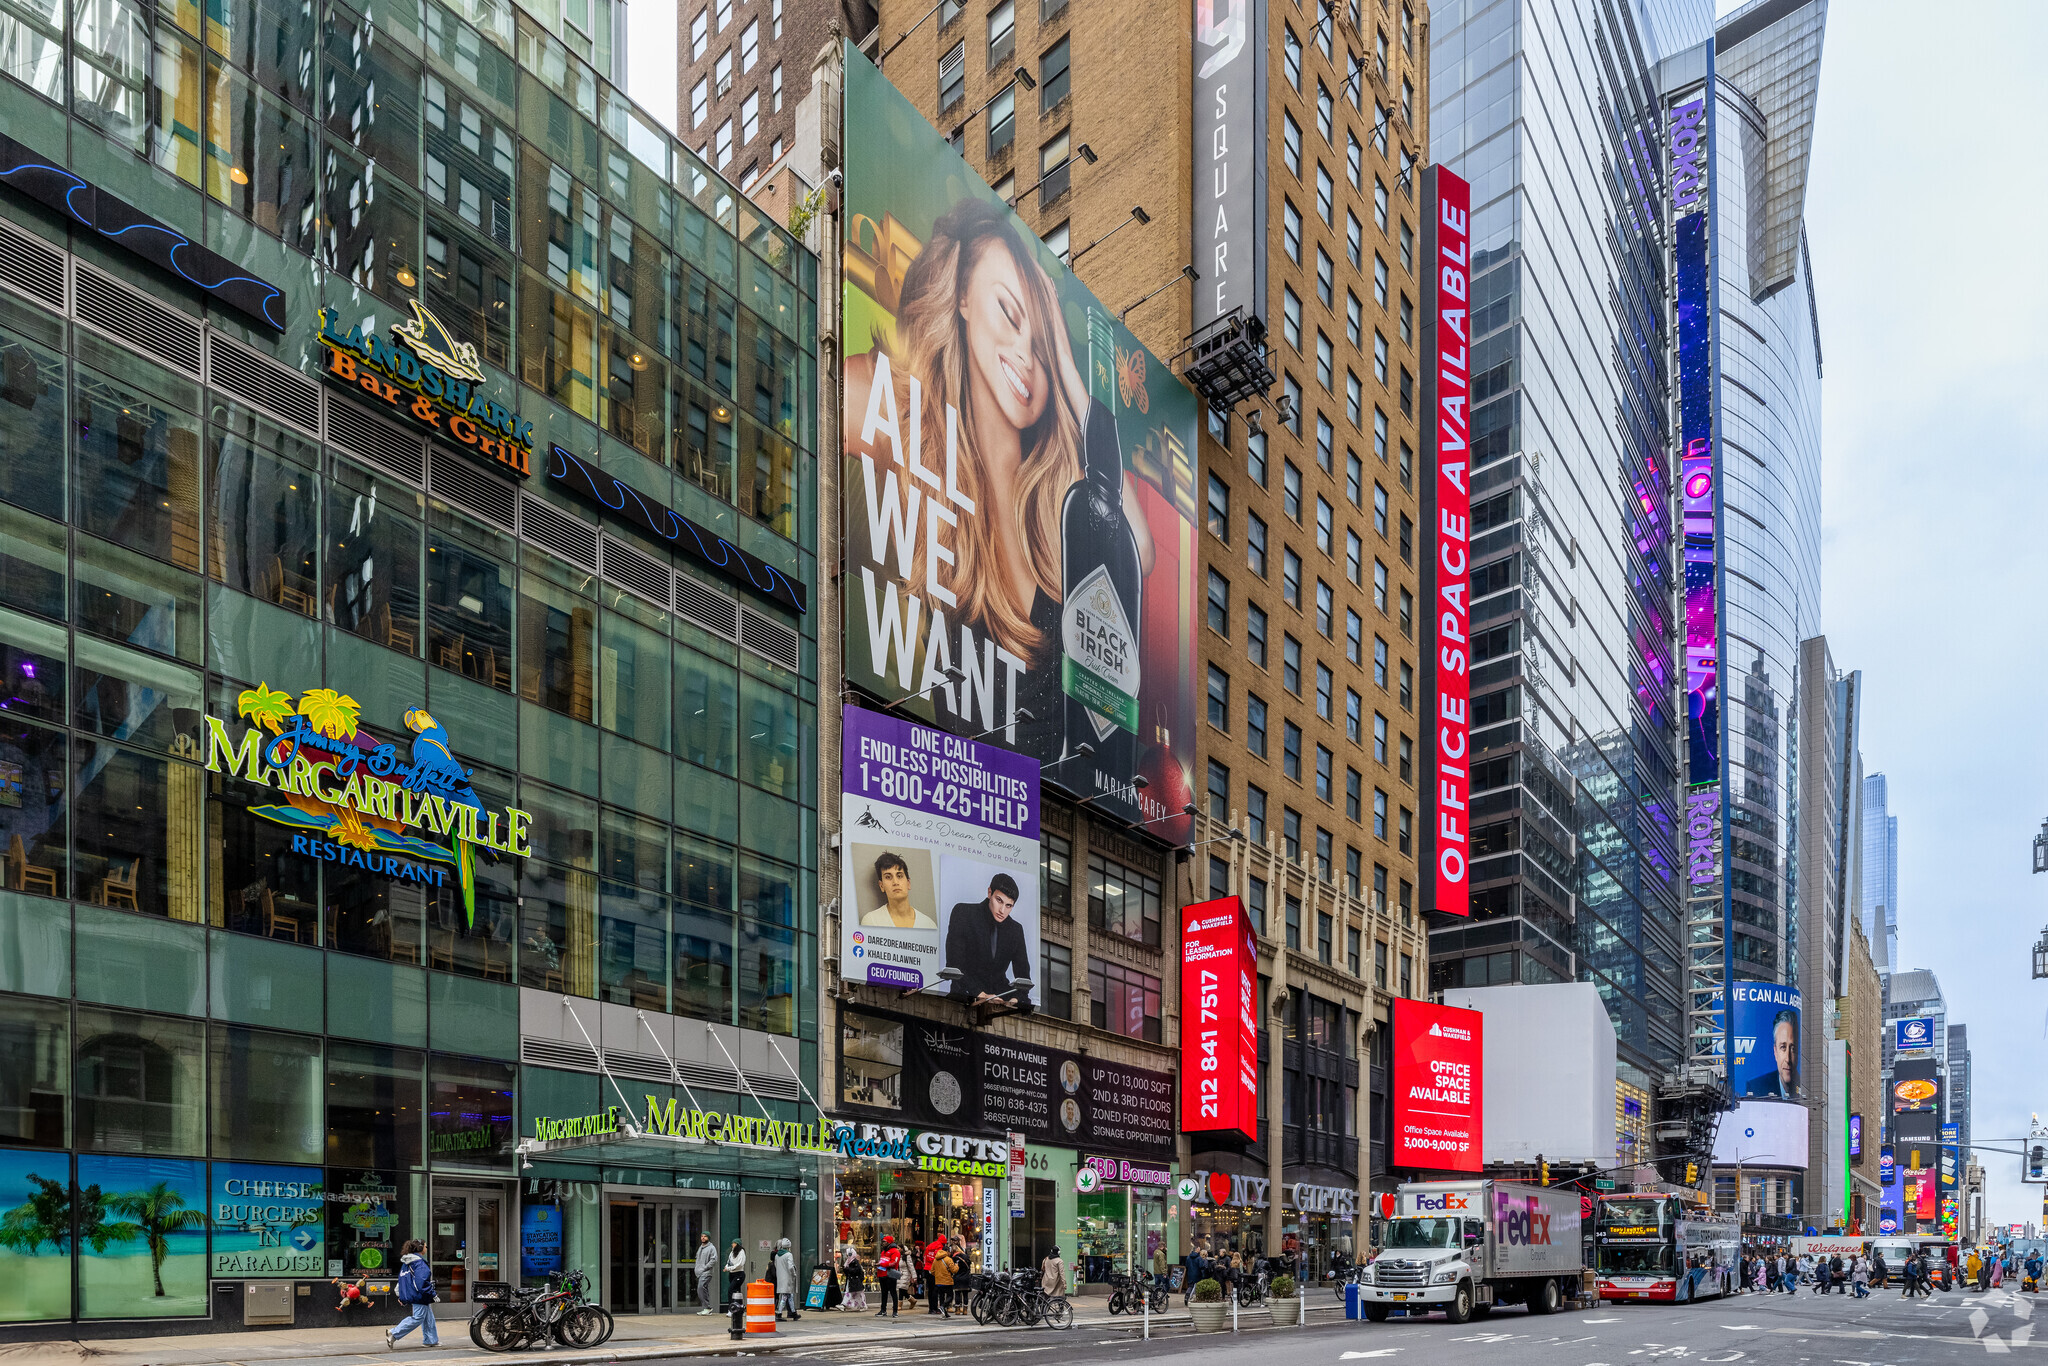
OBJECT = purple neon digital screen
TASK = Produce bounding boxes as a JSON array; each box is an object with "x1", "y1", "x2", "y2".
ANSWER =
[{"x1": 1675, "y1": 208, "x2": 1717, "y2": 784}]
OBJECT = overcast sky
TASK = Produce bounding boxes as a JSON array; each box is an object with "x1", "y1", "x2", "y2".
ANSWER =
[
  {"x1": 618, "y1": 2, "x2": 2048, "y2": 1226},
  {"x1": 1785, "y1": 0, "x2": 2048, "y2": 1230}
]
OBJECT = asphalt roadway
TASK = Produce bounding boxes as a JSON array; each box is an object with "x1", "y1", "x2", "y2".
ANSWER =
[{"x1": 680, "y1": 1284, "x2": 2044, "y2": 1366}]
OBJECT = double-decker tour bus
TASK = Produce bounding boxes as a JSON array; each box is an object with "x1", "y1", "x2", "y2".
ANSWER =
[{"x1": 1593, "y1": 1193, "x2": 1740, "y2": 1302}]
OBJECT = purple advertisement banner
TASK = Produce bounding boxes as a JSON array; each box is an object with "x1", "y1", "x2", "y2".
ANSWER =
[{"x1": 842, "y1": 707, "x2": 1040, "y2": 840}]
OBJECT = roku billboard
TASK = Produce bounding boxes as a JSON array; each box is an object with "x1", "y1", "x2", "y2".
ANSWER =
[
  {"x1": 1179, "y1": 897, "x2": 1259, "y2": 1141},
  {"x1": 1392, "y1": 998, "x2": 1483, "y2": 1171}
]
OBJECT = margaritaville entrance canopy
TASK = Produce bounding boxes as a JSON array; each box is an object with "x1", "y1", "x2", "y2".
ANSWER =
[{"x1": 518, "y1": 1004, "x2": 840, "y2": 1164}]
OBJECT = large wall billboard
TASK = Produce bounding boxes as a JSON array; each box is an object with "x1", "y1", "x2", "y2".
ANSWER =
[
  {"x1": 841, "y1": 44, "x2": 1199, "y2": 840},
  {"x1": 1391, "y1": 999, "x2": 1483, "y2": 1171},
  {"x1": 839, "y1": 706, "x2": 1041, "y2": 996},
  {"x1": 1179, "y1": 896, "x2": 1259, "y2": 1142},
  {"x1": 1431, "y1": 168, "x2": 1472, "y2": 918},
  {"x1": 1728, "y1": 981, "x2": 1802, "y2": 1099},
  {"x1": 1711, "y1": 1099, "x2": 1810, "y2": 1170}
]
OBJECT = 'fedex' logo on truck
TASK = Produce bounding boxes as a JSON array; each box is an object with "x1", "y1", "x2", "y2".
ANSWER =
[
  {"x1": 1496, "y1": 1197, "x2": 1553, "y2": 1245},
  {"x1": 1410, "y1": 1191, "x2": 1471, "y2": 1212}
]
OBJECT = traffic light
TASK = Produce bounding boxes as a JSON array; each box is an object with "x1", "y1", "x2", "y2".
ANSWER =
[
  {"x1": 1540, "y1": 1157, "x2": 1550, "y2": 1186},
  {"x1": 2029, "y1": 1145, "x2": 2047, "y2": 1182},
  {"x1": 1684, "y1": 1162, "x2": 1700, "y2": 1186}
]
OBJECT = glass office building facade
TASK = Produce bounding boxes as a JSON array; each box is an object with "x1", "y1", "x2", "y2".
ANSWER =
[
  {"x1": 1693, "y1": 0, "x2": 1826, "y2": 993},
  {"x1": 1424, "y1": 0, "x2": 1696, "y2": 1086},
  {"x1": 0, "y1": 0, "x2": 821, "y2": 1328}
]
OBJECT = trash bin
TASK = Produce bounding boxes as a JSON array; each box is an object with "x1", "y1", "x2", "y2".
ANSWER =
[{"x1": 1345, "y1": 1282, "x2": 1364, "y2": 1320}]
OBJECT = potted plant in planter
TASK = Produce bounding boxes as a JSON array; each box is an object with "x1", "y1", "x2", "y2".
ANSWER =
[
  {"x1": 1189, "y1": 1277, "x2": 1228, "y2": 1332},
  {"x1": 1268, "y1": 1274, "x2": 1303, "y2": 1326}
]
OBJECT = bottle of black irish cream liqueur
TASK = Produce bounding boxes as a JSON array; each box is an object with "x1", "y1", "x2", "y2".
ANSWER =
[{"x1": 1060, "y1": 306, "x2": 1143, "y2": 785}]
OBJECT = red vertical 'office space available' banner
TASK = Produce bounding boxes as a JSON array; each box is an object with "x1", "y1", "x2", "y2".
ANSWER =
[{"x1": 1433, "y1": 168, "x2": 1473, "y2": 916}]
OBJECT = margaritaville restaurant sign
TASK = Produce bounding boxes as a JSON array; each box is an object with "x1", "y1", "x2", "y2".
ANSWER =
[
  {"x1": 204, "y1": 681, "x2": 532, "y2": 920},
  {"x1": 527, "y1": 1100, "x2": 841, "y2": 1154}
]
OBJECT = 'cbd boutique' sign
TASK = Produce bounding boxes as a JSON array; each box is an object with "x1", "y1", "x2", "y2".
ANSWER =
[
  {"x1": 317, "y1": 302, "x2": 535, "y2": 477},
  {"x1": 204, "y1": 682, "x2": 532, "y2": 922}
]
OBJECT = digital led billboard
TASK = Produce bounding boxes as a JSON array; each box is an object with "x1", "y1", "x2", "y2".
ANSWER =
[
  {"x1": 1392, "y1": 999, "x2": 1483, "y2": 1171},
  {"x1": 1179, "y1": 897, "x2": 1259, "y2": 1142},
  {"x1": 1711, "y1": 1099, "x2": 1810, "y2": 1170},
  {"x1": 1430, "y1": 167, "x2": 1472, "y2": 918},
  {"x1": 1730, "y1": 981, "x2": 1802, "y2": 1099}
]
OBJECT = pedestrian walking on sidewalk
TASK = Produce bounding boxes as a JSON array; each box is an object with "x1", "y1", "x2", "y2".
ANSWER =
[
  {"x1": 726, "y1": 1239, "x2": 749, "y2": 1308},
  {"x1": 384, "y1": 1240, "x2": 440, "y2": 1349},
  {"x1": 932, "y1": 1239, "x2": 959, "y2": 1317},
  {"x1": 876, "y1": 1235, "x2": 905, "y2": 1317},
  {"x1": 841, "y1": 1240, "x2": 868, "y2": 1312},
  {"x1": 922, "y1": 1235, "x2": 946, "y2": 1315},
  {"x1": 696, "y1": 1233, "x2": 719, "y2": 1314},
  {"x1": 1042, "y1": 1247, "x2": 1068, "y2": 1299},
  {"x1": 774, "y1": 1238, "x2": 802, "y2": 1320}
]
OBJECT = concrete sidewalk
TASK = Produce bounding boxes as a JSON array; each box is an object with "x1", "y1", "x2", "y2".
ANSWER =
[{"x1": 4, "y1": 1295, "x2": 1351, "y2": 1366}]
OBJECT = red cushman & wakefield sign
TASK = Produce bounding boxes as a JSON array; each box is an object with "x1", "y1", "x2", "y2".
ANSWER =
[
  {"x1": 1391, "y1": 998, "x2": 1482, "y2": 1172},
  {"x1": 1432, "y1": 169, "x2": 1472, "y2": 917},
  {"x1": 1179, "y1": 897, "x2": 1258, "y2": 1141}
]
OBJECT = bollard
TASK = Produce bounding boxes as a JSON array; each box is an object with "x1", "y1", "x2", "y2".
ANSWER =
[
  {"x1": 729, "y1": 1284, "x2": 746, "y2": 1341},
  {"x1": 1143, "y1": 1282, "x2": 1150, "y2": 1341},
  {"x1": 746, "y1": 1279, "x2": 777, "y2": 1333},
  {"x1": 1231, "y1": 1289, "x2": 1239, "y2": 1333}
]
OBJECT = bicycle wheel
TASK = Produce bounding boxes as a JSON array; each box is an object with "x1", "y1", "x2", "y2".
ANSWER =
[
  {"x1": 1148, "y1": 1286, "x2": 1167, "y2": 1314},
  {"x1": 552, "y1": 1305, "x2": 604, "y2": 1346},
  {"x1": 471, "y1": 1307, "x2": 522, "y2": 1352},
  {"x1": 995, "y1": 1292, "x2": 1021, "y2": 1327},
  {"x1": 1044, "y1": 1297, "x2": 1073, "y2": 1329}
]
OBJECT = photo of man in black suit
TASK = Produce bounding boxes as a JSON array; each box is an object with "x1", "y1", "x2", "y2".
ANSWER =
[
  {"x1": 1744, "y1": 1008, "x2": 1800, "y2": 1097},
  {"x1": 944, "y1": 873, "x2": 1032, "y2": 1006}
]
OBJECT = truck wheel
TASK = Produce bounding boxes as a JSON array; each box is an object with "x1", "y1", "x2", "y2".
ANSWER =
[
  {"x1": 1447, "y1": 1283, "x2": 1473, "y2": 1325},
  {"x1": 1528, "y1": 1278, "x2": 1560, "y2": 1315},
  {"x1": 1364, "y1": 1307, "x2": 1390, "y2": 1323}
]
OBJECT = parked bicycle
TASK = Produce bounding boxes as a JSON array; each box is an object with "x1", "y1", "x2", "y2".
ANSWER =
[
  {"x1": 471, "y1": 1269, "x2": 615, "y2": 1351},
  {"x1": 967, "y1": 1269, "x2": 1072, "y2": 1328},
  {"x1": 1106, "y1": 1270, "x2": 1168, "y2": 1315}
]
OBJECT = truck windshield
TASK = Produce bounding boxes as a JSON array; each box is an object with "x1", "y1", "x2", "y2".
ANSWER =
[
  {"x1": 1597, "y1": 1244, "x2": 1673, "y2": 1274},
  {"x1": 1383, "y1": 1218, "x2": 1458, "y2": 1249}
]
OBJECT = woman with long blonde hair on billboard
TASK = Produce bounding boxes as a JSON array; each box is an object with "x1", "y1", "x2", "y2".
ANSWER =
[{"x1": 845, "y1": 198, "x2": 1153, "y2": 757}]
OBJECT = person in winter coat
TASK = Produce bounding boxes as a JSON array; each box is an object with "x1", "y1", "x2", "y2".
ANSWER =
[
  {"x1": 384, "y1": 1239, "x2": 439, "y2": 1349},
  {"x1": 696, "y1": 1233, "x2": 720, "y2": 1314},
  {"x1": 923, "y1": 1236, "x2": 947, "y2": 1314},
  {"x1": 773, "y1": 1237, "x2": 801, "y2": 1320},
  {"x1": 1041, "y1": 1247, "x2": 1068, "y2": 1298},
  {"x1": 725, "y1": 1240, "x2": 749, "y2": 1306},
  {"x1": 932, "y1": 1239, "x2": 959, "y2": 1317},
  {"x1": 876, "y1": 1235, "x2": 905, "y2": 1317},
  {"x1": 840, "y1": 1241, "x2": 868, "y2": 1311}
]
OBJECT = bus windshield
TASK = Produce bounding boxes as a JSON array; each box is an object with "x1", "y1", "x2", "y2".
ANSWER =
[
  {"x1": 1383, "y1": 1218, "x2": 1460, "y2": 1249},
  {"x1": 1597, "y1": 1244, "x2": 1673, "y2": 1274},
  {"x1": 1598, "y1": 1198, "x2": 1669, "y2": 1231}
]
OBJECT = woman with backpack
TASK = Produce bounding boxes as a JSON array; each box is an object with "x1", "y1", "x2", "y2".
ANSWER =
[{"x1": 385, "y1": 1239, "x2": 439, "y2": 1349}]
